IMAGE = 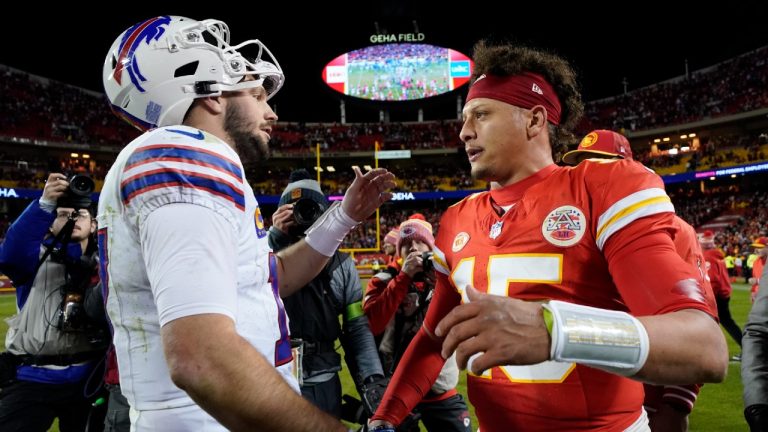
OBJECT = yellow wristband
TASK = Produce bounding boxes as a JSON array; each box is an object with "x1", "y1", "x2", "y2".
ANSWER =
[{"x1": 541, "y1": 305, "x2": 554, "y2": 335}]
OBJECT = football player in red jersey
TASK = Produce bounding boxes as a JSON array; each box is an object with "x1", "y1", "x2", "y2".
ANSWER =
[
  {"x1": 563, "y1": 129, "x2": 717, "y2": 432},
  {"x1": 368, "y1": 41, "x2": 727, "y2": 432}
]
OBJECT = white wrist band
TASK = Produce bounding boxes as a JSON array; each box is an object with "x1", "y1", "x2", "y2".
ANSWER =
[
  {"x1": 542, "y1": 300, "x2": 649, "y2": 376},
  {"x1": 304, "y1": 202, "x2": 358, "y2": 257}
]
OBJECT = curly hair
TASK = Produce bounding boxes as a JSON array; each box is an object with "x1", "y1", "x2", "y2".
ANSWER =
[{"x1": 471, "y1": 40, "x2": 584, "y2": 162}]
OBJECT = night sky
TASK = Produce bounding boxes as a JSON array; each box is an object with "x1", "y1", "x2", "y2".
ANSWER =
[{"x1": 3, "y1": 3, "x2": 767, "y2": 123}]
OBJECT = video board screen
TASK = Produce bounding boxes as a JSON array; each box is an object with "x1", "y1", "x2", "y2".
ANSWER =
[{"x1": 322, "y1": 43, "x2": 473, "y2": 101}]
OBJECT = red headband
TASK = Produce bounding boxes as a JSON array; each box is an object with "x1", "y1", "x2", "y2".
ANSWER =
[{"x1": 466, "y1": 72, "x2": 562, "y2": 125}]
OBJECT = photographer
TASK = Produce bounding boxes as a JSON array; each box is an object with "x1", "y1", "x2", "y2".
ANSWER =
[
  {"x1": 364, "y1": 218, "x2": 470, "y2": 432},
  {"x1": 268, "y1": 170, "x2": 385, "y2": 421},
  {"x1": 0, "y1": 173, "x2": 109, "y2": 432}
]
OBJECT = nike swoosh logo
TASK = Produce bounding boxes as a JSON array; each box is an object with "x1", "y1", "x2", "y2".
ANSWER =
[{"x1": 168, "y1": 129, "x2": 205, "y2": 140}]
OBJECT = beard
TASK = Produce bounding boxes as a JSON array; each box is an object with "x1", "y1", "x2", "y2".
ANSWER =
[
  {"x1": 470, "y1": 164, "x2": 492, "y2": 182},
  {"x1": 223, "y1": 100, "x2": 270, "y2": 166}
]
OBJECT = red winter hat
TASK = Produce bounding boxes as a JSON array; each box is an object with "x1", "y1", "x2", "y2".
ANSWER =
[
  {"x1": 383, "y1": 228, "x2": 400, "y2": 246},
  {"x1": 698, "y1": 230, "x2": 715, "y2": 246},
  {"x1": 396, "y1": 219, "x2": 435, "y2": 256},
  {"x1": 561, "y1": 130, "x2": 633, "y2": 165}
]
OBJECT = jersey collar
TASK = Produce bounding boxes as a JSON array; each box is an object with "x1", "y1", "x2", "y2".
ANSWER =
[{"x1": 489, "y1": 164, "x2": 560, "y2": 206}]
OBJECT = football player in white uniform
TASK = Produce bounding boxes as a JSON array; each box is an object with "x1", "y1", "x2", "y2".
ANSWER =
[{"x1": 100, "y1": 15, "x2": 395, "y2": 431}]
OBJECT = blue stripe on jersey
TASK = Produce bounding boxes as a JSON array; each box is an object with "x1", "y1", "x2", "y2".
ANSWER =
[
  {"x1": 126, "y1": 146, "x2": 243, "y2": 180},
  {"x1": 121, "y1": 171, "x2": 245, "y2": 210},
  {"x1": 269, "y1": 254, "x2": 293, "y2": 366}
]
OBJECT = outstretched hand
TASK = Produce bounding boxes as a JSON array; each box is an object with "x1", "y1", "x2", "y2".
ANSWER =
[
  {"x1": 341, "y1": 167, "x2": 396, "y2": 222},
  {"x1": 434, "y1": 285, "x2": 551, "y2": 375}
]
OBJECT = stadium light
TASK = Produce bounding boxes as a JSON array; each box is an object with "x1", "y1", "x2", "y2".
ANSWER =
[
  {"x1": 364, "y1": 165, "x2": 372, "y2": 171},
  {"x1": 662, "y1": 137, "x2": 670, "y2": 142},
  {"x1": 689, "y1": 133, "x2": 697, "y2": 137},
  {"x1": 654, "y1": 138, "x2": 661, "y2": 143},
  {"x1": 327, "y1": 166, "x2": 336, "y2": 172},
  {"x1": 680, "y1": 134, "x2": 688, "y2": 139},
  {"x1": 82, "y1": 154, "x2": 90, "y2": 159},
  {"x1": 314, "y1": 166, "x2": 324, "y2": 172},
  {"x1": 70, "y1": 153, "x2": 79, "y2": 158}
]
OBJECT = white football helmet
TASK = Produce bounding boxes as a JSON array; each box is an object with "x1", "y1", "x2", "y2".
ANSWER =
[{"x1": 103, "y1": 15, "x2": 284, "y2": 131}]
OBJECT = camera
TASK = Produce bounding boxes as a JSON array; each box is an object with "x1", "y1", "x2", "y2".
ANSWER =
[
  {"x1": 54, "y1": 255, "x2": 99, "y2": 333},
  {"x1": 58, "y1": 291, "x2": 85, "y2": 332},
  {"x1": 57, "y1": 174, "x2": 95, "y2": 210},
  {"x1": 421, "y1": 251, "x2": 434, "y2": 273},
  {"x1": 292, "y1": 198, "x2": 324, "y2": 228}
]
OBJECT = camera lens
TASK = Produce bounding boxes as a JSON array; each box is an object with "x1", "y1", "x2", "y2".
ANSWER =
[
  {"x1": 293, "y1": 198, "x2": 323, "y2": 227},
  {"x1": 57, "y1": 174, "x2": 95, "y2": 210},
  {"x1": 68, "y1": 175, "x2": 95, "y2": 196}
]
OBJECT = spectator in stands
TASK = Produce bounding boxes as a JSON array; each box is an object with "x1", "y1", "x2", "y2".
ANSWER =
[
  {"x1": 364, "y1": 218, "x2": 471, "y2": 432},
  {"x1": 0, "y1": 172, "x2": 109, "y2": 431},
  {"x1": 726, "y1": 253, "x2": 737, "y2": 278},
  {"x1": 268, "y1": 169, "x2": 385, "y2": 420},
  {"x1": 562, "y1": 129, "x2": 717, "y2": 431},
  {"x1": 749, "y1": 250, "x2": 760, "y2": 279},
  {"x1": 99, "y1": 15, "x2": 394, "y2": 432},
  {"x1": 369, "y1": 41, "x2": 726, "y2": 432},
  {"x1": 700, "y1": 230, "x2": 744, "y2": 354},
  {"x1": 742, "y1": 256, "x2": 768, "y2": 431},
  {"x1": 381, "y1": 228, "x2": 399, "y2": 266},
  {"x1": 750, "y1": 237, "x2": 768, "y2": 302}
]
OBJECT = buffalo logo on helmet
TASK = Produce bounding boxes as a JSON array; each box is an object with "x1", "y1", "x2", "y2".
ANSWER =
[
  {"x1": 541, "y1": 205, "x2": 586, "y2": 247},
  {"x1": 113, "y1": 16, "x2": 172, "y2": 90}
]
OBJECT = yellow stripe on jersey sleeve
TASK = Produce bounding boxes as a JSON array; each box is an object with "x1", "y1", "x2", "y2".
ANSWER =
[
  {"x1": 432, "y1": 246, "x2": 450, "y2": 276},
  {"x1": 595, "y1": 188, "x2": 674, "y2": 251}
]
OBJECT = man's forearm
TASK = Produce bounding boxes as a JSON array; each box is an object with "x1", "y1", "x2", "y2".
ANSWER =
[
  {"x1": 163, "y1": 315, "x2": 346, "y2": 431},
  {"x1": 275, "y1": 240, "x2": 331, "y2": 297},
  {"x1": 637, "y1": 309, "x2": 727, "y2": 384},
  {"x1": 0, "y1": 201, "x2": 52, "y2": 279}
]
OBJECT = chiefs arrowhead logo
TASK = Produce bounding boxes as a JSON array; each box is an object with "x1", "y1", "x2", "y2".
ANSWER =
[{"x1": 452, "y1": 232, "x2": 470, "y2": 252}]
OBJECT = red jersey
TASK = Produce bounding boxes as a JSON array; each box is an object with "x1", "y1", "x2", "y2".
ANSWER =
[
  {"x1": 672, "y1": 218, "x2": 717, "y2": 312},
  {"x1": 642, "y1": 383, "x2": 701, "y2": 414},
  {"x1": 641, "y1": 218, "x2": 709, "y2": 414},
  {"x1": 424, "y1": 161, "x2": 713, "y2": 431},
  {"x1": 703, "y1": 248, "x2": 732, "y2": 299},
  {"x1": 753, "y1": 257, "x2": 765, "y2": 297}
]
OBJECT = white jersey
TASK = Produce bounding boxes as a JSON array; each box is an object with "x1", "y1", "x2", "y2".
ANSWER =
[{"x1": 98, "y1": 126, "x2": 296, "y2": 412}]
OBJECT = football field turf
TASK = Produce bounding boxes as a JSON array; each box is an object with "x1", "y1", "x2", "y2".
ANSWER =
[{"x1": 0, "y1": 283, "x2": 752, "y2": 431}]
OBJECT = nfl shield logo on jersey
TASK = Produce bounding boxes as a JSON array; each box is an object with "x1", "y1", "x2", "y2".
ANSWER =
[
  {"x1": 489, "y1": 221, "x2": 503, "y2": 240},
  {"x1": 541, "y1": 205, "x2": 586, "y2": 247}
]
